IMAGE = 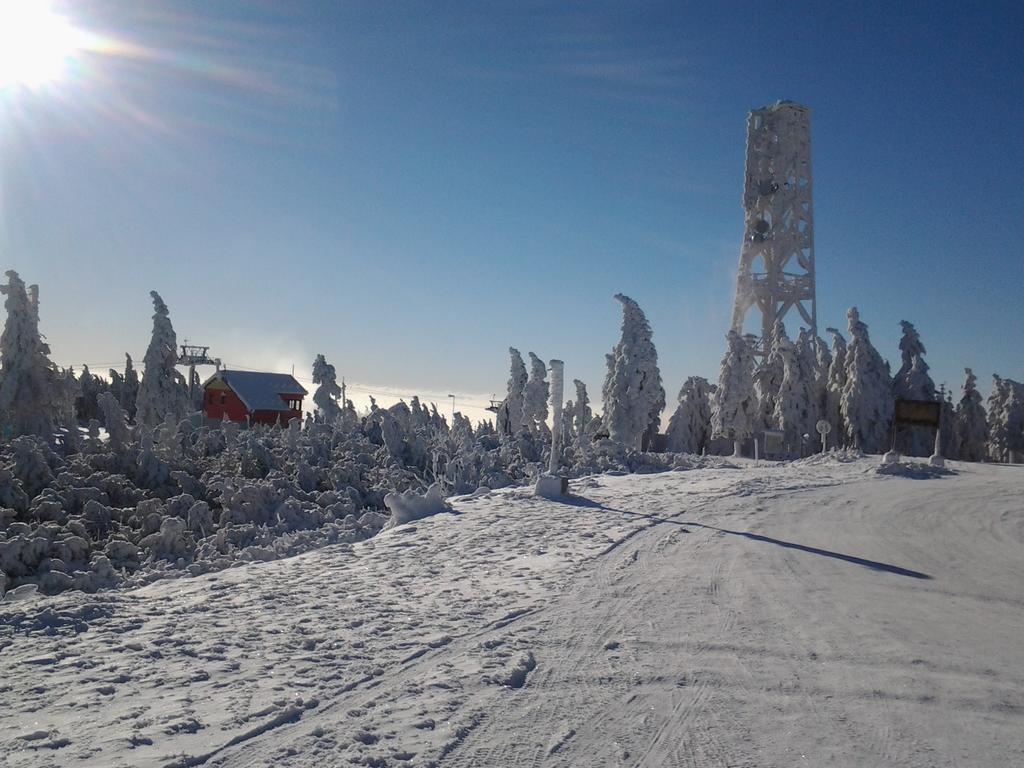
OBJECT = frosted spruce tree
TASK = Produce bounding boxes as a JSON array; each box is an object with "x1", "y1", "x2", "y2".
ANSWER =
[
  {"x1": 108, "y1": 368, "x2": 124, "y2": 405},
  {"x1": 797, "y1": 328, "x2": 830, "y2": 438},
  {"x1": 986, "y1": 375, "x2": 1024, "y2": 463},
  {"x1": 753, "y1": 321, "x2": 786, "y2": 431},
  {"x1": 76, "y1": 365, "x2": 106, "y2": 423},
  {"x1": 521, "y1": 352, "x2": 549, "y2": 439},
  {"x1": 665, "y1": 376, "x2": 714, "y2": 454},
  {"x1": 774, "y1": 334, "x2": 812, "y2": 453},
  {"x1": 58, "y1": 367, "x2": 79, "y2": 435},
  {"x1": 573, "y1": 379, "x2": 592, "y2": 442},
  {"x1": 0, "y1": 271, "x2": 65, "y2": 439},
  {"x1": 97, "y1": 391, "x2": 130, "y2": 452},
  {"x1": 954, "y1": 368, "x2": 988, "y2": 461},
  {"x1": 824, "y1": 327, "x2": 847, "y2": 442},
  {"x1": 893, "y1": 321, "x2": 936, "y2": 399},
  {"x1": 122, "y1": 353, "x2": 140, "y2": 421},
  {"x1": 135, "y1": 291, "x2": 191, "y2": 428},
  {"x1": 937, "y1": 385, "x2": 957, "y2": 459},
  {"x1": 601, "y1": 294, "x2": 665, "y2": 451},
  {"x1": 498, "y1": 347, "x2": 528, "y2": 440},
  {"x1": 841, "y1": 307, "x2": 893, "y2": 453},
  {"x1": 892, "y1": 320, "x2": 937, "y2": 456},
  {"x1": 311, "y1": 354, "x2": 343, "y2": 423},
  {"x1": 711, "y1": 330, "x2": 756, "y2": 456}
]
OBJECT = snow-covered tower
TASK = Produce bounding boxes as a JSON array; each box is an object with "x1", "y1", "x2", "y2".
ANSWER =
[{"x1": 731, "y1": 101, "x2": 816, "y2": 360}]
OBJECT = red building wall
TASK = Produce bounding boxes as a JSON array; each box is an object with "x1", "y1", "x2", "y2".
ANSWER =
[
  {"x1": 203, "y1": 386, "x2": 304, "y2": 426},
  {"x1": 204, "y1": 387, "x2": 249, "y2": 422}
]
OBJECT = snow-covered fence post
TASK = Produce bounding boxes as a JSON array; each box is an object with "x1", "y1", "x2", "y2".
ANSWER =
[{"x1": 548, "y1": 359, "x2": 564, "y2": 475}]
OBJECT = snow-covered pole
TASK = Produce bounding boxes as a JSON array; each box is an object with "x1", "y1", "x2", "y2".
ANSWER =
[{"x1": 548, "y1": 359, "x2": 564, "y2": 475}]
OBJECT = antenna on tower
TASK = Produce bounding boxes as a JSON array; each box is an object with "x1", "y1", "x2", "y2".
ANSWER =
[{"x1": 731, "y1": 101, "x2": 817, "y2": 362}]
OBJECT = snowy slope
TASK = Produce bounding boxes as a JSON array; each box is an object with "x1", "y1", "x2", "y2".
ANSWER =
[{"x1": 2, "y1": 458, "x2": 1022, "y2": 767}]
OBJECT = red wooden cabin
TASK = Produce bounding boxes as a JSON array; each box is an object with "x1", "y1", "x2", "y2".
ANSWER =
[{"x1": 202, "y1": 370, "x2": 307, "y2": 426}]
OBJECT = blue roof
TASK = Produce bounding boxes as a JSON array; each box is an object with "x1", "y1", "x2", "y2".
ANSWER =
[{"x1": 203, "y1": 370, "x2": 307, "y2": 412}]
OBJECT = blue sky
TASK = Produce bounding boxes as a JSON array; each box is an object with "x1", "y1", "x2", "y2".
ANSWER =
[{"x1": 2, "y1": 1, "x2": 1022, "y2": 422}]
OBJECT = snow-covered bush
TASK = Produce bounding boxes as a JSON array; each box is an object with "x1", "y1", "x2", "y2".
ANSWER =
[{"x1": 383, "y1": 483, "x2": 451, "y2": 528}]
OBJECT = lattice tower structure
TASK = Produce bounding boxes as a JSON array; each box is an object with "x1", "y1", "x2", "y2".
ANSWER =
[{"x1": 731, "y1": 101, "x2": 816, "y2": 360}]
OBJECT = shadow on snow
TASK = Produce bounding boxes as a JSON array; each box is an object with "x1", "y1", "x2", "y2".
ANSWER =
[{"x1": 559, "y1": 495, "x2": 932, "y2": 581}]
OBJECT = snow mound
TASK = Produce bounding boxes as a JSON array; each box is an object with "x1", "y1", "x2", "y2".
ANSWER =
[
  {"x1": 790, "y1": 448, "x2": 866, "y2": 467},
  {"x1": 874, "y1": 461, "x2": 955, "y2": 479},
  {"x1": 384, "y1": 483, "x2": 452, "y2": 528}
]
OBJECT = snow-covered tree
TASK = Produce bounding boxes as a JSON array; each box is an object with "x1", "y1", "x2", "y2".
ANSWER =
[
  {"x1": 0, "y1": 271, "x2": 65, "y2": 439},
  {"x1": 601, "y1": 294, "x2": 665, "y2": 450},
  {"x1": 573, "y1": 379, "x2": 592, "y2": 442},
  {"x1": 665, "y1": 376, "x2": 714, "y2": 454},
  {"x1": 97, "y1": 391, "x2": 130, "y2": 452},
  {"x1": 892, "y1": 320, "x2": 937, "y2": 456},
  {"x1": 753, "y1": 321, "x2": 786, "y2": 430},
  {"x1": 522, "y1": 352, "x2": 549, "y2": 439},
  {"x1": 109, "y1": 368, "x2": 124, "y2": 405},
  {"x1": 893, "y1": 321, "x2": 936, "y2": 400},
  {"x1": 797, "y1": 328, "x2": 830, "y2": 438},
  {"x1": 841, "y1": 307, "x2": 893, "y2": 453},
  {"x1": 58, "y1": 367, "x2": 79, "y2": 437},
  {"x1": 954, "y1": 368, "x2": 988, "y2": 462},
  {"x1": 311, "y1": 353, "x2": 343, "y2": 423},
  {"x1": 774, "y1": 334, "x2": 812, "y2": 453},
  {"x1": 135, "y1": 291, "x2": 190, "y2": 428},
  {"x1": 937, "y1": 384, "x2": 957, "y2": 459},
  {"x1": 76, "y1": 365, "x2": 106, "y2": 423},
  {"x1": 711, "y1": 330, "x2": 756, "y2": 456},
  {"x1": 824, "y1": 327, "x2": 848, "y2": 442},
  {"x1": 121, "y1": 353, "x2": 140, "y2": 421},
  {"x1": 987, "y1": 375, "x2": 1024, "y2": 463},
  {"x1": 498, "y1": 347, "x2": 528, "y2": 440}
]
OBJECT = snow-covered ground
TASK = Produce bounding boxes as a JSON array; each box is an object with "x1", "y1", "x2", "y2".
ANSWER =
[{"x1": 2, "y1": 456, "x2": 1022, "y2": 767}]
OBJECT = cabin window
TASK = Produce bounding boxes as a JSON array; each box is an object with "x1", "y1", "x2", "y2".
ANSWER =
[{"x1": 220, "y1": 393, "x2": 226, "y2": 405}]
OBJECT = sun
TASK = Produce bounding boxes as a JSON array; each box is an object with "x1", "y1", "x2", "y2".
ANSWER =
[{"x1": 0, "y1": 1, "x2": 85, "y2": 91}]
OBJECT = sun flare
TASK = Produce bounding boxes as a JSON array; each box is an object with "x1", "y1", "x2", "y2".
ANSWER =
[{"x1": 0, "y1": 1, "x2": 85, "y2": 90}]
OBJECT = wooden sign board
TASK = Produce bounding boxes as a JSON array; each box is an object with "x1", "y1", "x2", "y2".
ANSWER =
[
  {"x1": 763, "y1": 429, "x2": 785, "y2": 455},
  {"x1": 894, "y1": 399, "x2": 941, "y2": 427}
]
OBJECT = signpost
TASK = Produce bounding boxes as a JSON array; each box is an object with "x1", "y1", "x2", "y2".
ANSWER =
[
  {"x1": 815, "y1": 419, "x2": 831, "y2": 453},
  {"x1": 887, "y1": 398, "x2": 944, "y2": 466}
]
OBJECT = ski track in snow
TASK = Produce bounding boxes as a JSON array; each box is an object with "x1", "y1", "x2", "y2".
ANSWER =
[{"x1": 2, "y1": 459, "x2": 1023, "y2": 767}]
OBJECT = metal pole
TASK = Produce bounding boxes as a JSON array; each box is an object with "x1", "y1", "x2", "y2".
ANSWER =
[{"x1": 548, "y1": 360, "x2": 564, "y2": 475}]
